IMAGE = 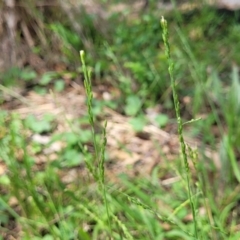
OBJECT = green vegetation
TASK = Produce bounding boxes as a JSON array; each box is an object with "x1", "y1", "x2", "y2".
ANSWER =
[{"x1": 1, "y1": 1, "x2": 240, "y2": 239}]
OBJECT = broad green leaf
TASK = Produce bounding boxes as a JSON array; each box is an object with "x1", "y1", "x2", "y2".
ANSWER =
[
  {"x1": 155, "y1": 114, "x2": 169, "y2": 128},
  {"x1": 129, "y1": 116, "x2": 146, "y2": 132},
  {"x1": 125, "y1": 95, "x2": 142, "y2": 116}
]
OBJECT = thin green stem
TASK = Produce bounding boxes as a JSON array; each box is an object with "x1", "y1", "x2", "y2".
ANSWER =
[
  {"x1": 161, "y1": 17, "x2": 198, "y2": 238},
  {"x1": 80, "y1": 50, "x2": 99, "y2": 179},
  {"x1": 80, "y1": 51, "x2": 112, "y2": 236},
  {"x1": 100, "y1": 120, "x2": 112, "y2": 234}
]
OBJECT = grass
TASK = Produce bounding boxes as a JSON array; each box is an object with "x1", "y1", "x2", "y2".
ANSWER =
[
  {"x1": 1, "y1": 2, "x2": 240, "y2": 239},
  {"x1": 161, "y1": 16, "x2": 198, "y2": 238}
]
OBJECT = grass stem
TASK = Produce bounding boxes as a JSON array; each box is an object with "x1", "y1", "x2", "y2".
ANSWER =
[{"x1": 161, "y1": 16, "x2": 198, "y2": 238}]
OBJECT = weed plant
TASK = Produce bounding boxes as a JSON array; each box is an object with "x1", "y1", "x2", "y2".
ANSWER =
[
  {"x1": 1, "y1": 4, "x2": 240, "y2": 239},
  {"x1": 80, "y1": 50, "x2": 112, "y2": 235},
  {"x1": 161, "y1": 16, "x2": 198, "y2": 238}
]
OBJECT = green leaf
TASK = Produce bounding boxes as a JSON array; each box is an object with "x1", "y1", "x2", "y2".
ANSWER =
[
  {"x1": 42, "y1": 235, "x2": 54, "y2": 240},
  {"x1": 79, "y1": 130, "x2": 92, "y2": 143},
  {"x1": 54, "y1": 79, "x2": 65, "y2": 92},
  {"x1": 2, "y1": 67, "x2": 21, "y2": 86},
  {"x1": 129, "y1": 116, "x2": 146, "y2": 132},
  {"x1": 25, "y1": 114, "x2": 53, "y2": 133},
  {"x1": 39, "y1": 72, "x2": 58, "y2": 85},
  {"x1": 0, "y1": 175, "x2": 10, "y2": 185},
  {"x1": 63, "y1": 132, "x2": 79, "y2": 145},
  {"x1": 20, "y1": 68, "x2": 37, "y2": 81},
  {"x1": 33, "y1": 86, "x2": 47, "y2": 95},
  {"x1": 62, "y1": 149, "x2": 83, "y2": 167},
  {"x1": 124, "y1": 95, "x2": 142, "y2": 116},
  {"x1": 155, "y1": 114, "x2": 169, "y2": 128},
  {"x1": 78, "y1": 229, "x2": 91, "y2": 240},
  {"x1": 43, "y1": 113, "x2": 55, "y2": 122}
]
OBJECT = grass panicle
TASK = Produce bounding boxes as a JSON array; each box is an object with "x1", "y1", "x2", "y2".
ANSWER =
[
  {"x1": 161, "y1": 16, "x2": 198, "y2": 238},
  {"x1": 80, "y1": 50, "x2": 112, "y2": 234}
]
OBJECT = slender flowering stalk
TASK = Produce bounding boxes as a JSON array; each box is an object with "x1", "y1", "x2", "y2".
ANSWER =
[
  {"x1": 160, "y1": 17, "x2": 198, "y2": 238},
  {"x1": 80, "y1": 50, "x2": 112, "y2": 235}
]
